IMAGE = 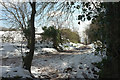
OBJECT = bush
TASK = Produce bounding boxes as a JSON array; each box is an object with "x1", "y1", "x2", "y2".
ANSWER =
[
  {"x1": 41, "y1": 26, "x2": 61, "y2": 49},
  {"x1": 41, "y1": 26, "x2": 80, "y2": 50},
  {"x1": 60, "y1": 28, "x2": 80, "y2": 43}
]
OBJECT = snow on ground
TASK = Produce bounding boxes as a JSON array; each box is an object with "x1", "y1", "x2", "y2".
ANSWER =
[
  {"x1": 1, "y1": 66, "x2": 31, "y2": 78},
  {"x1": 31, "y1": 49, "x2": 103, "y2": 79},
  {"x1": 0, "y1": 31, "x2": 24, "y2": 43},
  {"x1": 42, "y1": 48, "x2": 58, "y2": 53},
  {"x1": 0, "y1": 31, "x2": 107, "y2": 79},
  {"x1": 59, "y1": 42, "x2": 85, "y2": 50},
  {"x1": 0, "y1": 42, "x2": 29, "y2": 58}
]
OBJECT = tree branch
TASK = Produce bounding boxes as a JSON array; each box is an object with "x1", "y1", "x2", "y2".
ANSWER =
[
  {"x1": 91, "y1": 2, "x2": 97, "y2": 9},
  {"x1": 29, "y1": 2, "x2": 32, "y2": 7}
]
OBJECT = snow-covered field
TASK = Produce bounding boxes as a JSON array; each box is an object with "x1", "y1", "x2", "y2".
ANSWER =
[{"x1": 0, "y1": 31, "x2": 107, "y2": 79}]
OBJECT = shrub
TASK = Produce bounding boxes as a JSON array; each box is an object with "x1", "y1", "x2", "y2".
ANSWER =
[
  {"x1": 41, "y1": 26, "x2": 61, "y2": 49},
  {"x1": 60, "y1": 28, "x2": 80, "y2": 43}
]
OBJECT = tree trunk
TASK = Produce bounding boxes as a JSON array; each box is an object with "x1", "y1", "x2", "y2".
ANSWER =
[
  {"x1": 27, "y1": 38, "x2": 31, "y2": 49},
  {"x1": 23, "y1": 2, "x2": 36, "y2": 73},
  {"x1": 100, "y1": 2, "x2": 120, "y2": 78}
]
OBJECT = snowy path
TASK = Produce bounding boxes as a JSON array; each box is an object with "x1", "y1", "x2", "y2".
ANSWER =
[
  {"x1": 30, "y1": 49, "x2": 102, "y2": 79},
  {"x1": 1, "y1": 48, "x2": 102, "y2": 79},
  {"x1": 0, "y1": 40, "x2": 105, "y2": 79}
]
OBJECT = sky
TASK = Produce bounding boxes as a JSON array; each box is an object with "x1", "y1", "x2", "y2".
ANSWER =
[
  {"x1": 0, "y1": 2, "x2": 91, "y2": 38},
  {"x1": 35, "y1": 2, "x2": 91, "y2": 35}
]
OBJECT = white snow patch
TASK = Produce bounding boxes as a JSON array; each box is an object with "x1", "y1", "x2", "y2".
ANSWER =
[
  {"x1": 1, "y1": 66, "x2": 31, "y2": 78},
  {"x1": 42, "y1": 48, "x2": 58, "y2": 53}
]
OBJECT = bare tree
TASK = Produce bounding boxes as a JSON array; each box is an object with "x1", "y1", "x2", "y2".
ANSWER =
[
  {"x1": 0, "y1": 0, "x2": 37, "y2": 73},
  {"x1": 0, "y1": 1, "x2": 74, "y2": 73}
]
